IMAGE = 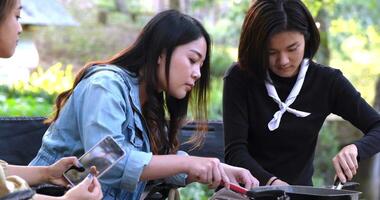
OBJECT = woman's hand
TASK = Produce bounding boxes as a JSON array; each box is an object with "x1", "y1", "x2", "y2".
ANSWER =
[
  {"x1": 271, "y1": 179, "x2": 289, "y2": 186},
  {"x1": 184, "y1": 156, "x2": 259, "y2": 190},
  {"x1": 220, "y1": 163, "x2": 259, "y2": 190},
  {"x1": 63, "y1": 174, "x2": 103, "y2": 200},
  {"x1": 45, "y1": 156, "x2": 80, "y2": 186},
  {"x1": 185, "y1": 156, "x2": 229, "y2": 188},
  {"x1": 332, "y1": 144, "x2": 359, "y2": 183}
]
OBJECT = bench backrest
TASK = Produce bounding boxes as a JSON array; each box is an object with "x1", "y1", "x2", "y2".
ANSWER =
[
  {"x1": 0, "y1": 117, "x2": 224, "y2": 165},
  {"x1": 0, "y1": 117, "x2": 48, "y2": 165},
  {"x1": 178, "y1": 121, "x2": 224, "y2": 161}
]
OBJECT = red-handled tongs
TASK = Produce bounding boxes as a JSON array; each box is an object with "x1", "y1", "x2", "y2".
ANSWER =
[{"x1": 224, "y1": 182, "x2": 288, "y2": 200}]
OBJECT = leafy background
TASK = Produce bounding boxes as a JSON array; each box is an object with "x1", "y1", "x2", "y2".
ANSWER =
[{"x1": 1, "y1": 0, "x2": 379, "y2": 199}]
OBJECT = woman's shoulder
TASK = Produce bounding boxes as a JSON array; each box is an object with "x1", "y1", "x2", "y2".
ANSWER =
[
  {"x1": 224, "y1": 62, "x2": 249, "y2": 80},
  {"x1": 81, "y1": 64, "x2": 138, "y2": 89},
  {"x1": 309, "y1": 61, "x2": 345, "y2": 81},
  {"x1": 310, "y1": 61, "x2": 342, "y2": 76},
  {"x1": 224, "y1": 62, "x2": 261, "y2": 88},
  {"x1": 71, "y1": 65, "x2": 136, "y2": 100},
  {"x1": 85, "y1": 64, "x2": 132, "y2": 80}
]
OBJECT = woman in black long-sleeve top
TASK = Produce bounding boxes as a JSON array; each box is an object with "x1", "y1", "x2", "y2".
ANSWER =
[{"x1": 223, "y1": 0, "x2": 380, "y2": 187}]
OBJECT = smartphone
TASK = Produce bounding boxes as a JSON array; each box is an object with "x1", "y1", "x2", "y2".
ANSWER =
[{"x1": 63, "y1": 136, "x2": 126, "y2": 185}]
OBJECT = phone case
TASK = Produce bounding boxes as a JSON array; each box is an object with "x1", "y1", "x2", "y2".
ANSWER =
[{"x1": 63, "y1": 136, "x2": 125, "y2": 185}]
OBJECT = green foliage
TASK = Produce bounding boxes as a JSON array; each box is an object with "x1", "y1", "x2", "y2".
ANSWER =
[
  {"x1": 34, "y1": 3, "x2": 141, "y2": 68},
  {"x1": 333, "y1": 0, "x2": 380, "y2": 28},
  {"x1": 94, "y1": 0, "x2": 115, "y2": 11},
  {"x1": 210, "y1": 46, "x2": 235, "y2": 77},
  {"x1": 303, "y1": 0, "x2": 337, "y2": 16},
  {"x1": 6, "y1": 0, "x2": 378, "y2": 197},
  {"x1": 14, "y1": 63, "x2": 74, "y2": 96},
  {"x1": 179, "y1": 183, "x2": 213, "y2": 200},
  {"x1": 95, "y1": 0, "x2": 145, "y2": 15},
  {"x1": 35, "y1": 22, "x2": 139, "y2": 68},
  {"x1": 208, "y1": 78, "x2": 223, "y2": 120},
  {"x1": 313, "y1": 123, "x2": 340, "y2": 187},
  {"x1": 0, "y1": 87, "x2": 53, "y2": 117},
  {"x1": 199, "y1": 0, "x2": 250, "y2": 46},
  {"x1": 0, "y1": 63, "x2": 74, "y2": 117},
  {"x1": 329, "y1": 20, "x2": 380, "y2": 103}
]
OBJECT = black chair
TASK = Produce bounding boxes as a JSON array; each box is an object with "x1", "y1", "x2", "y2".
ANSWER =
[
  {"x1": 178, "y1": 121, "x2": 224, "y2": 161},
  {"x1": 0, "y1": 117, "x2": 48, "y2": 165},
  {"x1": 0, "y1": 117, "x2": 225, "y2": 199}
]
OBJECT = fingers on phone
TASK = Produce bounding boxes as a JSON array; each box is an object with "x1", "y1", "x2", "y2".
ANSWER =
[
  {"x1": 89, "y1": 166, "x2": 99, "y2": 176},
  {"x1": 67, "y1": 165, "x2": 86, "y2": 172}
]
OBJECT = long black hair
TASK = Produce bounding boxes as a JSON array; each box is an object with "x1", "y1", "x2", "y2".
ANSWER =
[
  {"x1": 238, "y1": 0, "x2": 320, "y2": 81},
  {"x1": 48, "y1": 10, "x2": 211, "y2": 155}
]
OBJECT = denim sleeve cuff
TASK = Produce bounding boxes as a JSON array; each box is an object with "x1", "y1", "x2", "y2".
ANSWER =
[{"x1": 121, "y1": 150, "x2": 153, "y2": 191}]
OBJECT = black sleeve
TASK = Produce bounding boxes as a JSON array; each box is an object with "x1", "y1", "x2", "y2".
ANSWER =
[
  {"x1": 330, "y1": 70, "x2": 380, "y2": 160},
  {"x1": 223, "y1": 65, "x2": 273, "y2": 185}
]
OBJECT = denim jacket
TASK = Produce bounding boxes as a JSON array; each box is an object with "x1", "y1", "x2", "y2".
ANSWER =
[{"x1": 29, "y1": 65, "x2": 186, "y2": 199}]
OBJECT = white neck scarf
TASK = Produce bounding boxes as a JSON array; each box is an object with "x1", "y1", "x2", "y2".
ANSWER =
[{"x1": 265, "y1": 58, "x2": 311, "y2": 131}]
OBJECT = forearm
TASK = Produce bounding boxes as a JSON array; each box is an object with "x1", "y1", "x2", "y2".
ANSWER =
[
  {"x1": 6, "y1": 165, "x2": 48, "y2": 186},
  {"x1": 225, "y1": 147, "x2": 273, "y2": 185},
  {"x1": 331, "y1": 72, "x2": 380, "y2": 160},
  {"x1": 33, "y1": 194, "x2": 64, "y2": 200},
  {"x1": 354, "y1": 120, "x2": 380, "y2": 160},
  {"x1": 140, "y1": 155, "x2": 188, "y2": 181},
  {"x1": 339, "y1": 98, "x2": 380, "y2": 160}
]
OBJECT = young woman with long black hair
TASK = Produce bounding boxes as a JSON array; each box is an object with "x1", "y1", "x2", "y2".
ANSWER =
[{"x1": 30, "y1": 9, "x2": 259, "y2": 199}]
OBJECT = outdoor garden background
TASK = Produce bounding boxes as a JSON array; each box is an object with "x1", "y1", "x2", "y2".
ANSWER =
[{"x1": 0, "y1": 0, "x2": 380, "y2": 199}]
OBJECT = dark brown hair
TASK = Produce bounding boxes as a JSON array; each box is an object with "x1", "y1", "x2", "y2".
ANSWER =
[
  {"x1": 238, "y1": 0, "x2": 320, "y2": 81},
  {"x1": 0, "y1": 0, "x2": 16, "y2": 24},
  {"x1": 47, "y1": 10, "x2": 211, "y2": 155}
]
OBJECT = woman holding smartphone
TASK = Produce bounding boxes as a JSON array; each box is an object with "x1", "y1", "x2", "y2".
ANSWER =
[
  {"x1": 0, "y1": 0, "x2": 102, "y2": 199},
  {"x1": 30, "y1": 9, "x2": 259, "y2": 199},
  {"x1": 2, "y1": 158, "x2": 102, "y2": 200}
]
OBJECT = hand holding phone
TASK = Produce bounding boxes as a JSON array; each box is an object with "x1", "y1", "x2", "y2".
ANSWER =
[{"x1": 63, "y1": 136, "x2": 125, "y2": 185}]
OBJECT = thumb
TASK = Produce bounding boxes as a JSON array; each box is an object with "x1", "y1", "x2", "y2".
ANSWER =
[
  {"x1": 60, "y1": 156, "x2": 79, "y2": 168},
  {"x1": 79, "y1": 173, "x2": 94, "y2": 187}
]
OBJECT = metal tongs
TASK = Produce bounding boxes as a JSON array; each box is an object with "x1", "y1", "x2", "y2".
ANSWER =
[{"x1": 331, "y1": 177, "x2": 344, "y2": 190}]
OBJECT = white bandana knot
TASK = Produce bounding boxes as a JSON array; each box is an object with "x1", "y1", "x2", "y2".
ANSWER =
[{"x1": 265, "y1": 59, "x2": 311, "y2": 131}]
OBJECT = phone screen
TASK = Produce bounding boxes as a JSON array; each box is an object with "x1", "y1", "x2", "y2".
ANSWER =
[{"x1": 64, "y1": 136, "x2": 125, "y2": 185}]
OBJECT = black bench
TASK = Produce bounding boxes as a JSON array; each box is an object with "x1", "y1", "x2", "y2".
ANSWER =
[
  {"x1": 0, "y1": 117, "x2": 47, "y2": 165},
  {"x1": 0, "y1": 117, "x2": 224, "y2": 165},
  {"x1": 0, "y1": 117, "x2": 224, "y2": 199},
  {"x1": 178, "y1": 121, "x2": 224, "y2": 161}
]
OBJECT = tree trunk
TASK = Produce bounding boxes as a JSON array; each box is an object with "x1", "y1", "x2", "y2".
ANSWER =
[
  {"x1": 97, "y1": 10, "x2": 108, "y2": 25},
  {"x1": 114, "y1": 0, "x2": 139, "y2": 22},
  {"x1": 374, "y1": 76, "x2": 380, "y2": 112},
  {"x1": 315, "y1": 8, "x2": 330, "y2": 65},
  {"x1": 114, "y1": 0, "x2": 128, "y2": 14},
  {"x1": 183, "y1": 0, "x2": 190, "y2": 13},
  {"x1": 169, "y1": 0, "x2": 181, "y2": 10}
]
